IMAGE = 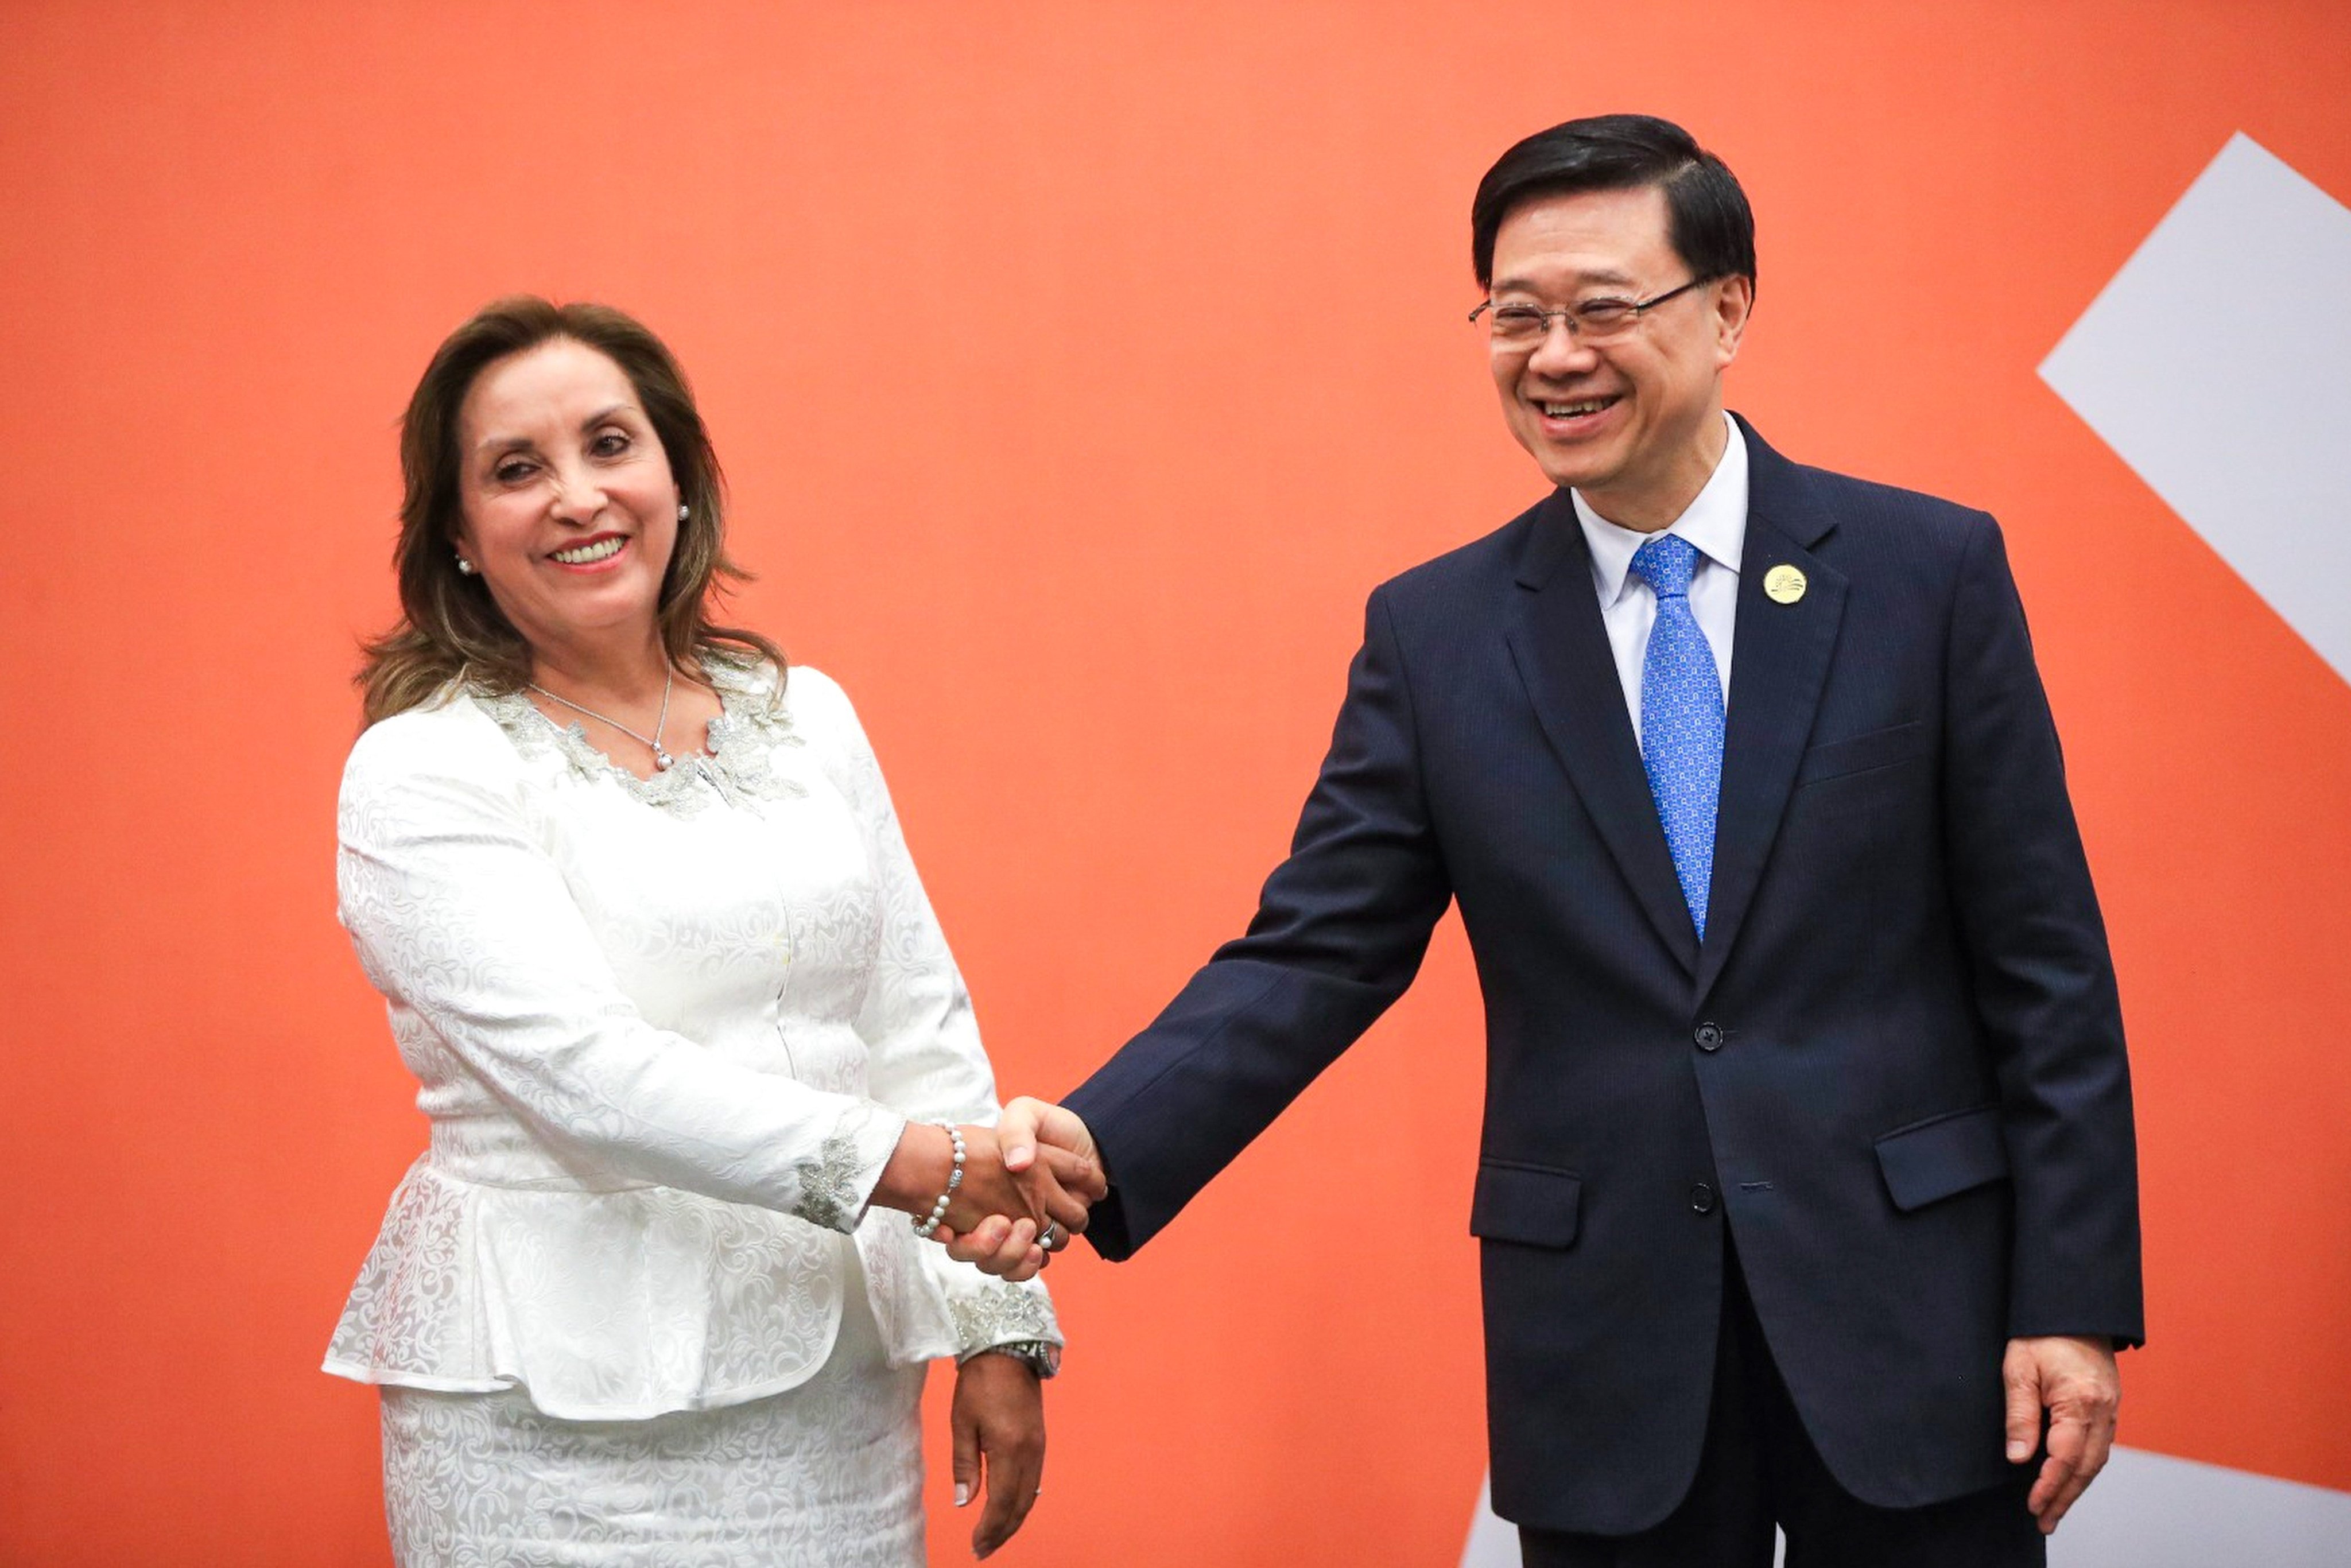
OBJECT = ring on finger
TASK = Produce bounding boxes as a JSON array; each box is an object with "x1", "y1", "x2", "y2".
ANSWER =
[{"x1": 1037, "y1": 1220, "x2": 1061, "y2": 1249}]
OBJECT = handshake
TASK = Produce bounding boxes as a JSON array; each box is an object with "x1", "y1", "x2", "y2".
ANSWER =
[{"x1": 877, "y1": 1099, "x2": 1103, "y2": 1283}]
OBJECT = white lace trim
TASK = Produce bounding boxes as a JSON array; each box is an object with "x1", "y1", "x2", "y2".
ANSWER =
[
  {"x1": 949, "y1": 1282, "x2": 1062, "y2": 1372},
  {"x1": 789, "y1": 1103, "x2": 902, "y2": 1233},
  {"x1": 474, "y1": 660, "x2": 806, "y2": 817}
]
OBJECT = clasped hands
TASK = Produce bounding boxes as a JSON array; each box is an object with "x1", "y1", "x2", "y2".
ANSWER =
[{"x1": 880, "y1": 1100, "x2": 1104, "y2": 1282}]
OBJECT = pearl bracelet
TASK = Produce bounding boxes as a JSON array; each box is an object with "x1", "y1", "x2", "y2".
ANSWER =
[{"x1": 911, "y1": 1121, "x2": 965, "y2": 1240}]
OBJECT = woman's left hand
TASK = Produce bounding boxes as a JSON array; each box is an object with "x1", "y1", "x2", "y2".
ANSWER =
[{"x1": 952, "y1": 1351, "x2": 1046, "y2": 1560}]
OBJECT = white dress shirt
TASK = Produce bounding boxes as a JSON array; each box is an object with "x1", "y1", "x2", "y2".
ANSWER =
[{"x1": 1571, "y1": 412, "x2": 1748, "y2": 745}]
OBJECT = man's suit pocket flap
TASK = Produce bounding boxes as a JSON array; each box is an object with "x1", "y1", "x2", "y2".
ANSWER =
[
  {"x1": 1797, "y1": 720, "x2": 1925, "y2": 787},
  {"x1": 1873, "y1": 1103, "x2": 2008, "y2": 1212},
  {"x1": 1469, "y1": 1160, "x2": 1582, "y2": 1247}
]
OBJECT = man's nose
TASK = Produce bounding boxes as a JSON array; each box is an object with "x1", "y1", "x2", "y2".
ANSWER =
[{"x1": 1526, "y1": 317, "x2": 1600, "y2": 376}]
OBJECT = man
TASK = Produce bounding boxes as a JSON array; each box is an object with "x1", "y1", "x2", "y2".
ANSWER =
[{"x1": 964, "y1": 114, "x2": 2142, "y2": 1565}]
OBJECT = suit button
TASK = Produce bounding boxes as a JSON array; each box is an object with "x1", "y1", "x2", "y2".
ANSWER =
[
  {"x1": 1689, "y1": 1183, "x2": 1717, "y2": 1214},
  {"x1": 1694, "y1": 1022, "x2": 1724, "y2": 1051}
]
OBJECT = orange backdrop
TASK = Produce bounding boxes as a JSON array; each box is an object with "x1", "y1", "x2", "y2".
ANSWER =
[{"x1": 3, "y1": 2, "x2": 2348, "y2": 1563}]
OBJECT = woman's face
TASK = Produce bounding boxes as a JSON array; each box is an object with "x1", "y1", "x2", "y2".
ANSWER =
[{"x1": 453, "y1": 337, "x2": 681, "y2": 662}]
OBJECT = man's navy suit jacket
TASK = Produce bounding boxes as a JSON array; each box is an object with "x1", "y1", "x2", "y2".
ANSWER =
[{"x1": 1064, "y1": 418, "x2": 2143, "y2": 1535}]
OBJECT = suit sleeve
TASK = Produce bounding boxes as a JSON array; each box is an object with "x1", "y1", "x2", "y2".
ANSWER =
[
  {"x1": 1940, "y1": 517, "x2": 2144, "y2": 1346},
  {"x1": 1066, "y1": 587, "x2": 1457, "y2": 1259}
]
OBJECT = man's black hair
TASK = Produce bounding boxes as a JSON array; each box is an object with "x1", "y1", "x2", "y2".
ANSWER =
[{"x1": 1471, "y1": 113, "x2": 1756, "y2": 294}]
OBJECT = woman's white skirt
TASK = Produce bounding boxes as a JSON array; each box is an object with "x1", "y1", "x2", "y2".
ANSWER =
[{"x1": 379, "y1": 1280, "x2": 926, "y2": 1567}]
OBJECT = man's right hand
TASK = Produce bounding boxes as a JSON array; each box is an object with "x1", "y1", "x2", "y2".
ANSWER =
[
  {"x1": 941, "y1": 1098, "x2": 1105, "y2": 1280},
  {"x1": 876, "y1": 1119, "x2": 1102, "y2": 1285}
]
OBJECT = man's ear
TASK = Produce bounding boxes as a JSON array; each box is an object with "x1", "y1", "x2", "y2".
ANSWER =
[{"x1": 1713, "y1": 275, "x2": 1755, "y2": 367}]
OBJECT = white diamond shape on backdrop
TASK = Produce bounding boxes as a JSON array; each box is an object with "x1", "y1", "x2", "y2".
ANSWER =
[{"x1": 2041, "y1": 133, "x2": 2351, "y2": 688}]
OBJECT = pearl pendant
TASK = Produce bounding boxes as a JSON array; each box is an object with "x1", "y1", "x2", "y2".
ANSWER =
[{"x1": 654, "y1": 749, "x2": 675, "y2": 771}]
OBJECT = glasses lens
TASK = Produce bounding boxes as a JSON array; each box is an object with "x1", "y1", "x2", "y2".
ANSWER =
[
  {"x1": 1576, "y1": 301, "x2": 1639, "y2": 339},
  {"x1": 1488, "y1": 306, "x2": 1550, "y2": 343}
]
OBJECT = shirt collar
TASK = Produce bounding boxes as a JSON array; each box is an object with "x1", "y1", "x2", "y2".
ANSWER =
[{"x1": 1573, "y1": 412, "x2": 1749, "y2": 607}]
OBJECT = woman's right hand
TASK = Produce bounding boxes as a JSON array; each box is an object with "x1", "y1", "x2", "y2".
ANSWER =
[
  {"x1": 939, "y1": 1099, "x2": 1107, "y2": 1280},
  {"x1": 875, "y1": 1121, "x2": 1103, "y2": 1278},
  {"x1": 949, "y1": 1123, "x2": 1102, "y2": 1239}
]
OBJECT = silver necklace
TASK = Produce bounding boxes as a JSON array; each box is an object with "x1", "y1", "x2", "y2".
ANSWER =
[{"x1": 528, "y1": 662, "x2": 679, "y2": 772}]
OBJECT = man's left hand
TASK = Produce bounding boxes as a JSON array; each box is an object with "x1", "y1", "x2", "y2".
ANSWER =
[{"x1": 2004, "y1": 1333, "x2": 2120, "y2": 1534}]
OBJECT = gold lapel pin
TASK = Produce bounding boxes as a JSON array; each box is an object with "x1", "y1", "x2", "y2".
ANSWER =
[{"x1": 1764, "y1": 564, "x2": 1807, "y2": 605}]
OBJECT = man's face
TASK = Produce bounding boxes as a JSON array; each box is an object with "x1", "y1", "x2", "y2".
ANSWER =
[{"x1": 1485, "y1": 184, "x2": 1752, "y2": 530}]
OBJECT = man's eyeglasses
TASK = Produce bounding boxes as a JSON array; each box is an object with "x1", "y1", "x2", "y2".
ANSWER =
[{"x1": 1469, "y1": 276, "x2": 1714, "y2": 345}]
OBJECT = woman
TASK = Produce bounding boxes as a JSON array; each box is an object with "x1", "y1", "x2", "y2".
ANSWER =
[{"x1": 325, "y1": 296, "x2": 1096, "y2": 1566}]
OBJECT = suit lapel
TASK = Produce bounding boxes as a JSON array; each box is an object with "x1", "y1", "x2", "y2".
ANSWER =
[
  {"x1": 1696, "y1": 423, "x2": 1846, "y2": 1001},
  {"x1": 1506, "y1": 491, "x2": 1701, "y2": 976}
]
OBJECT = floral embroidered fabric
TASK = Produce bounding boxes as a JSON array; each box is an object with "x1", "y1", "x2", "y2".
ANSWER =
[
  {"x1": 472, "y1": 658, "x2": 808, "y2": 817},
  {"x1": 951, "y1": 1285, "x2": 1066, "y2": 1376},
  {"x1": 327, "y1": 660, "x2": 1058, "y2": 1420},
  {"x1": 379, "y1": 1264, "x2": 927, "y2": 1565}
]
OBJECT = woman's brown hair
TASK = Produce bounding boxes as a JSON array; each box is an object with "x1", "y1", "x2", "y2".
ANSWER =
[{"x1": 357, "y1": 296, "x2": 782, "y2": 723}]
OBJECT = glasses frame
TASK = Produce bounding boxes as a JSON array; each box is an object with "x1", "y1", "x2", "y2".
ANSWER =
[{"x1": 1468, "y1": 275, "x2": 1716, "y2": 344}]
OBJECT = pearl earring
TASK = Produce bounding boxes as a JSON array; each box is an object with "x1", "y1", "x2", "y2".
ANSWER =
[
  {"x1": 678, "y1": 503, "x2": 691, "y2": 522},
  {"x1": 455, "y1": 555, "x2": 476, "y2": 575}
]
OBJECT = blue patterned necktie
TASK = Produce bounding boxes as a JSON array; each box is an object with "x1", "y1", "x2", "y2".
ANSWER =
[{"x1": 1628, "y1": 533, "x2": 1725, "y2": 939}]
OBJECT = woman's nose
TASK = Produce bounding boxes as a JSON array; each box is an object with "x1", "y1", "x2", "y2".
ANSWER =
[{"x1": 546, "y1": 460, "x2": 606, "y2": 521}]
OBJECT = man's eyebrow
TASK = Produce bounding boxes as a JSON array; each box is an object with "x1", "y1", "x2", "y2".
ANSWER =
[{"x1": 1489, "y1": 267, "x2": 1642, "y2": 294}]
